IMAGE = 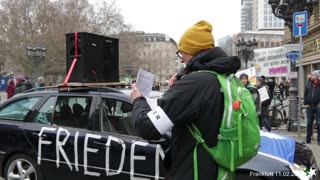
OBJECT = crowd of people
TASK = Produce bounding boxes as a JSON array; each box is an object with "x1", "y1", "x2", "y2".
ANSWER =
[
  {"x1": 239, "y1": 74, "x2": 273, "y2": 131},
  {"x1": 240, "y1": 71, "x2": 320, "y2": 146},
  {"x1": 5, "y1": 76, "x2": 46, "y2": 99}
]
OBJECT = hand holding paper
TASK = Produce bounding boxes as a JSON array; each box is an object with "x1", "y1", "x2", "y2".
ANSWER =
[
  {"x1": 135, "y1": 68, "x2": 155, "y2": 98},
  {"x1": 130, "y1": 83, "x2": 142, "y2": 102}
]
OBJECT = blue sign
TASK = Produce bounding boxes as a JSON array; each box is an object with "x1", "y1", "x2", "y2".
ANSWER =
[
  {"x1": 293, "y1": 11, "x2": 308, "y2": 37},
  {"x1": 0, "y1": 78, "x2": 8, "y2": 91},
  {"x1": 286, "y1": 51, "x2": 300, "y2": 65}
]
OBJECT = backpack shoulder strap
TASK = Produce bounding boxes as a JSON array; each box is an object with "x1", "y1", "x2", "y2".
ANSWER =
[{"x1": 193, "y1": 70, "x2": 233, "y2": 128}]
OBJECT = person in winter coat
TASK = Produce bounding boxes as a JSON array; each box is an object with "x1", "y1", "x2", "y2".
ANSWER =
[
  {"x1": 130, "y1": 20, "x2": 241, "y2": 180},
  {"x1": 278, "y1": 78, "x2": 286, "y2": 99},
  {"x1": 14, "y1": 76, "x2": 28, "y2": 95},
  {"x1": 239, "y1": 73, "x2": 260, "y2": 113},
  {"x1": 6, "y1": 79, "x2": 15, "y2": 99},
  {"x1": 262, "y1": 76, "x2": 275, "y2": 101},
  {"x1": 255, "y1": 76, "x2": 272, "y2": 132},
  {"x1": 303, "y1": 70, "x2": 320, "y2": 145},
  {"x1": 34, "y1": 76, "x2": 45, "y2": 91}
]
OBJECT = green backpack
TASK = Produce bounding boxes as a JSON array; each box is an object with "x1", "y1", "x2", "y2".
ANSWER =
[{"x1": 188, "y1": 71, "x2": 260, "y2": 180}]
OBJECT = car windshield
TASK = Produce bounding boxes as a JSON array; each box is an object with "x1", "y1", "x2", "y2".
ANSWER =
[{"x1": 0, "y1": 97, "x2": 41, "y2": 121}]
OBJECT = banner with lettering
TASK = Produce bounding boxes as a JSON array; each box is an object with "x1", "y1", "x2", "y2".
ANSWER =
[
  {"x1": 254, "y1": 47, "x2": 289, "y2": 77},
  {"x1": 236, "y1": 67, "x2": 256, "y2": 85}
]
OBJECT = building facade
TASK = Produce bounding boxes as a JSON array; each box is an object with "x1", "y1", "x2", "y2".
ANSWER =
[
  {"x1": 241, "y1": 0, "x2": 254, "y2": 31},
  {"x1": 233, "y1": 31, "x2": 284, "y2": 68},
  {"x1": 252, "y1": 0, "x2": 285, "y2": 31},
  {"x1": 289, "y1": 5, "x2": 320, "y2": 94},
  {"x1": 135, "y1": 32, "x2": 180, "y2": 83}
]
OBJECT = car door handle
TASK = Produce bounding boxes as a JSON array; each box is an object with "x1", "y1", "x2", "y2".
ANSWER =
[{"x1": 33, "y1": 132, "x2": 47, "y2": 138}]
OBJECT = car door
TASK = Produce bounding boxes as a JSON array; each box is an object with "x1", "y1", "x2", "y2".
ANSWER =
[
  {"x1": 0, "y1": 96, "x2": 43, "y2": 175},
  {"x1": 84, "y1": 95, "x2": 167, "y2": 180},
  {"x1": 23, "y1": 95, "x2": 100, "y2": 180}
]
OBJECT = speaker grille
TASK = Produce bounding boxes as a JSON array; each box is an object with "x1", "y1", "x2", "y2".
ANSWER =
[{"x1": 66, "y1": 32, "x2": 119, "y2": 83}]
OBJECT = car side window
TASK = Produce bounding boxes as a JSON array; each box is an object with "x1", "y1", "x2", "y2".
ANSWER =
[
  {"x1": 0, "y1": 97, "x2": 41, "y2": 121},
  {"x1": 53, "y1": 96, "x2": 92, "y2": 129},
  {"x1": 102, "y1": 98, "x2": 137, "y2": 136},
  {"x1": 32, "y1": 97, "x2": 56, "y2": 125}
]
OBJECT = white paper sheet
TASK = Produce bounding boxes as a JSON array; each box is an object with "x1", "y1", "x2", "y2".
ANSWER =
[
  {"x1": 136, "y1": 68, "x2": 155, "y2": 98},
  {"x1": 258, "y1": 86, "x2": 270, "y2": 102}
]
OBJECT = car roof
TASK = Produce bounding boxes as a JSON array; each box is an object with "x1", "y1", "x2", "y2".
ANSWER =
[{"x1": 10, "y1": 86, "x2": 131, "y2": 100}]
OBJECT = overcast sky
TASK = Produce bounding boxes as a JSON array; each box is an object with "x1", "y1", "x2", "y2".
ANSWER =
[{"x1": 115, "y1": 0, "x2": 241, "y2": 43}]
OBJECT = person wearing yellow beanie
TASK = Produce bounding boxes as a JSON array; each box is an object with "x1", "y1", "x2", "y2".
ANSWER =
[
  {"x1": 130, "y1": 20, "x2": 241, "y2": 180},
  {"x1": 178, "y1": 20, "x2": 214, "y2": 56}
]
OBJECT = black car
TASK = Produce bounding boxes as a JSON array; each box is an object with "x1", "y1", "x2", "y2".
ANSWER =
[{"x1": 0, "y1": 86, "x2": 318, "y2": 180}]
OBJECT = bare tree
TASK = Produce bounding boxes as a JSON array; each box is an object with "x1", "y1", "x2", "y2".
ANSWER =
[
  {"x1": 112, "y1": 30, "x2": 145, "y2": 79},
  {"x1": 0, "y1": 0, "x2": 130, "y2": 83}
]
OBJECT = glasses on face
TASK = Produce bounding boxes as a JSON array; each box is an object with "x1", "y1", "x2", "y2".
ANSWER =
[{"x1": 176, "y1": 50, "x2": 182, "y2": 59}]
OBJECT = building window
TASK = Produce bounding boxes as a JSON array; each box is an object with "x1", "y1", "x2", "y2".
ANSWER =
[
  {"x1": 154, "y1": 37, "x2": 156, "y2": 41},
  {"x1": 266, "y1": 42, "x2": 270, "y2": 47},
  {"x1": 271, "y1": 42, "x2": 275, "y2": 47},
  {"x1": 260, "y1": 42, "x2": 264, "y2": 48}
]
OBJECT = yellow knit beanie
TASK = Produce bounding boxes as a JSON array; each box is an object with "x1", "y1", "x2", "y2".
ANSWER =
[{"x1": 178, "y1": 20, "x2": 215, "y2": 56}]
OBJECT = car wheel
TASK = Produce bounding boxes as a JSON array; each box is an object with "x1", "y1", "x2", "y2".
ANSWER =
[{"x1": 4, "y1": 153, "x2": 44, "y2": 180}]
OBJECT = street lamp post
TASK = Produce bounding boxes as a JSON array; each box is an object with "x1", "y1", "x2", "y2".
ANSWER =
[
  {"x1": 268, "y1": 0, "x2": 318, "y2": 131},
  {"x1": 26, "y1": 45, "x2": 47, "y2": 82},
  {"x1": 235, "y1": 38, "x2": 258, "y2": 69}
]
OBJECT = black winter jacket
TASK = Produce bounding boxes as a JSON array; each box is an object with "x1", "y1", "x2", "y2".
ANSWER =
[
  {"x1": 131, "y1": 47, "x2": 241, "y2": 180},
  {"x1": 304, "y1": 80, "x2": 320, "y2": 105},
  {"x1": 14, "y1": 82, "x2": 28, "y2": 95}
]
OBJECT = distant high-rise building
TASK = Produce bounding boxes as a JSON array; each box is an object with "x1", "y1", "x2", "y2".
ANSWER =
[
  {"x1": 217, "y1": 36, "x2": 233, "y2": 56},
  {"x1": 252, "y1": 0, "x2": 284, "y2": 31},
  {"x1": 241, "y1": 0, "x2": 253, "y2": 31}
]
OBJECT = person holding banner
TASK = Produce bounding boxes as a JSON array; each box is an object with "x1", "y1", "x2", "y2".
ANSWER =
[{"x1": 256, "y1": 76, "x2": 272, "y2": 132}]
